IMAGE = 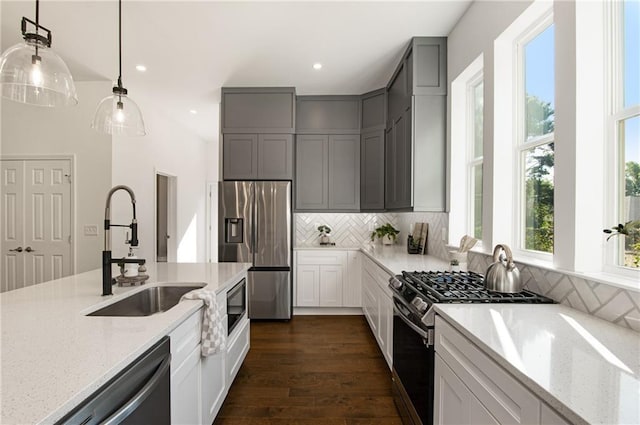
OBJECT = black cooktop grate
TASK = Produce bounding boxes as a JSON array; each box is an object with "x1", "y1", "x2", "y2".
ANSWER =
[{"x1": 401, "y1": 270, "x2": 554, "y2": 304}]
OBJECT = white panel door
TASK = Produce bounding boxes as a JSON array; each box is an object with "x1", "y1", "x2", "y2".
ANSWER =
[
  {"x1": 0, "y1": 159, "x2": 72, "y2": 291},
  {"x1": 296, "y1": 265, "x2": 320, "y2": 306},
  {"x1": 319, "y1": 264, "x2": 343, "y2": 306},
  {"x1": 1, "y1": 161, "x2": 25, "y2": 292}
]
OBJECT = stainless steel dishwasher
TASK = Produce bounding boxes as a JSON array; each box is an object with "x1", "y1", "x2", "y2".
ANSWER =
[{"x1": 56, "y1": 337, "x2": 171, "y2": 425}]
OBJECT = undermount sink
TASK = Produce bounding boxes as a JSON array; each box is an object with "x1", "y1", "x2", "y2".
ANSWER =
[{"x1": 88, "y1": 285, "x2": 205, "y2": 317}]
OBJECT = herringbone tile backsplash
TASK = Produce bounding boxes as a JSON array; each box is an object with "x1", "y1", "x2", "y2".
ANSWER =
[
  {"x1": 295, "y1": 213, "x2": 399, "y2": 247},
  {"x1": 396, "y1": 212, "x2": 450, "y2": 261},
  {"x1": 468, "y1": 251, "x2": 640, "y2": 332}
]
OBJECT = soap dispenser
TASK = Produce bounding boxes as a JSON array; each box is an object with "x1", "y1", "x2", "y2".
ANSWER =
[{"x1": 124, "y1": 246, "x2": 139, "y2": 277}]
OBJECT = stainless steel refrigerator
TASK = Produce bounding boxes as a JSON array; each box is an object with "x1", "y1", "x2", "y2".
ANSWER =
[{"x1": 218, "y1": 181, "x2": 292, "y2": 319}]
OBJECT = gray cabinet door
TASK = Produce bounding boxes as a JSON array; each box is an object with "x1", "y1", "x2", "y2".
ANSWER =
[
  {"x1": 223, "y1": 134, "x2": 258, "y2": 180},
  {"x1": 258, "y1": 134, "x2": 293, "y2": 180},
  {"x1": 385, "y1": 127, "x2": 396, "y2": 209},
  {"x1": 296, "y1": 96, "x2": 361, "y2": 134},
  {"x1": 328, "y1": 135, "x2": 360, "y2": 211},
  {"x1": 360, "y1": 130, "x2": 385, "y2": 210},
  {"x1": 411, "y1": 38, "x2": 447, "y2": 96},
  {"x1": 295, "y1": 135, "x2": 329, "y2": 210},
  {"x1": 221, "y1": 87, "x2": 296, "y2": 134},
  {"x1": 387, "y1": 63, "x2": 407, "y2": 126},
  {"x1": 361, "y1": 89, "x2": 386, "y2": 131},
  {"x1": 396, "y1": 108, "x2": 413, "y2": 209}
]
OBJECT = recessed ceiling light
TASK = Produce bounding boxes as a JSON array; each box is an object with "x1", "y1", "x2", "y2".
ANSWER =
[
  {"x1": 135, "y1": 64, "x2": 147, "y2": 72},
  {"x1": 189, "y1": 109, "x2": 198, "y2": 115},
  {"x1": 313, "y1": 63, "x2": 322, "y2": 70}
]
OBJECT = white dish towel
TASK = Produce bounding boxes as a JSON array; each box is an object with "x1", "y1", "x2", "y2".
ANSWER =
[{"x1": 181, "y1": 289, "x2": 226, "y2": 356}]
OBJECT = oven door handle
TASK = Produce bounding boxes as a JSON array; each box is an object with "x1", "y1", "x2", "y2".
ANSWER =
[{"x1": 393, "y1": 304, "x2": 430, "y2": 340}]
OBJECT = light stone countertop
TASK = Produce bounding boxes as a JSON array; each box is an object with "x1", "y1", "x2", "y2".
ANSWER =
[
  {"x1": 295, "y1": 243, "x2": 451, "y2": 275},
  {"x1": 0, "y1": 262, "x2": 251, "y2": 425},
  {"x1": 435, "y1": 303, "x2": 640, "y2": 425}
]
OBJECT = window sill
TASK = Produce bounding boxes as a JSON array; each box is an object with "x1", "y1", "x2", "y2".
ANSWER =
[{"x1": 466, "y1": 247, "x2": 640, "y2": 293}]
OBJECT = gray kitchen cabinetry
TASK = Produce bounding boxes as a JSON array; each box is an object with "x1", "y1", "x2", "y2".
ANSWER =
[
  {"x1": 360, "y1": 89, "x2": 386, "y2": 211},
  {"x1": 295, "y1": 134, "x2": 360, "y2": 211},
  {"x1": 296, "y1": 96, "x2": 361, "y2": 135},
  {"x1": 360, "y1": 130, "x2": 385, "y2": 210},
  {"x1": 221, "y1": 87, "x2": 296, "y2": 134},
  {"x1": 385, "y1": 36, "x2": 447, "y2": 211},
  {"x1": 385, "y1": 108, "x2": 412, "y2": 210},
  {"x1": 223, "y1": 134, "x2": 293, "y2": 180}
]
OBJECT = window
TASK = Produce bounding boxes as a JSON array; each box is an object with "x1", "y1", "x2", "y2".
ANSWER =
[
  {"x1": 468, "y1": 78, "x2": 484, "y2": 240},
  {"x1": 518, "y1": 22, "x2": 555, "y2": 254},
  {"x1": 610, "y1": 0, "x2": 640, "y2": 269}
]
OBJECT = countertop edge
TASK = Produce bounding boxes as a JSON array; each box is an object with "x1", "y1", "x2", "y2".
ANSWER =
[{"x1": 433, "y1": 305, "x2": 589, "y2": 425}]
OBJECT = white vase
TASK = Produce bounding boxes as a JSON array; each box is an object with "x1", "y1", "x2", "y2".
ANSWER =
[{"x1": 382, "y1": 235, "x2": 394, "y2": 245}]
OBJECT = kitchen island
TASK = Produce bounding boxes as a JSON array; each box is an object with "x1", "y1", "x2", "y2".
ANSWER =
[{"x1": 0, "y1": 262, "x2": 250, "y2": 425}]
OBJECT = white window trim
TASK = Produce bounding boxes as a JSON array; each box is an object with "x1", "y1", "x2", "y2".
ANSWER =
[
  {"x1": 603, "y1": 0, "x2": 640, "y2": 279},
  {"x1": 449, "y1": 54, "x2": 484, "y2": 247},
  {"x1": 467, "y1": 73, "x2": 484, "y2": 245},
  {"x1": 494, "y1": 0, "x2": 554, "y2": 263}
]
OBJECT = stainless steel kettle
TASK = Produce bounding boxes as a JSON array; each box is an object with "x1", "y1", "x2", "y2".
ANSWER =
[{"x1": 484, "y1": 244, "x2": 522, "y2": 293}]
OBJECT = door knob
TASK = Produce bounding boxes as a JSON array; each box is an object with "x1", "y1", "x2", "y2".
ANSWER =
[
  {"x1": 25, "y1": 247, "x2": 35, "y2": 253},
  {"x1": 9, "y1": 247, "x2": 23, "y2": 252}
]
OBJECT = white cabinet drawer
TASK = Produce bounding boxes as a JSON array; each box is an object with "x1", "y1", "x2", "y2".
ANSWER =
[
  {"x1": 362, "y1": 254, "x2": 393, "y2": 296},
  {"x1": 435, "y1": 316, "x2": 540, "y2": 425},
  {"x1": 297, "y1": 250, "x2": 348, "y2": 265},
  {"x1": 170, "y1": 310, "x2": 202, "y2": 371},
  {"x1": 227, "y1": 316, "x2": 250, "y2": 382}
]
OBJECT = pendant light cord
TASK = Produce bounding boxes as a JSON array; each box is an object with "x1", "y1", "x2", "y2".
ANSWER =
[
  {"x1": 34, "y1": 0, "x2": 40, "y2": 56},
  {"x1": 117, "y1": 0, "x2": 123, "y2": 89}
]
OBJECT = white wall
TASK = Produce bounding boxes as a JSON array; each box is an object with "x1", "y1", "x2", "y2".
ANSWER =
[
  {"x1": 110, "y1": 93, "x2": 214, "y2": 264},
  {"x1": 447, "y1": 0, "x2": 534, "y2": 250},
  {"x1": 1, "y1": 81, "x2": 113, "y2": 273}
]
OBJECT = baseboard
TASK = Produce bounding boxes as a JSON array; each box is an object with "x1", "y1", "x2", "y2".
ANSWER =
[{"x1": 293, "y1": 307, "x2": 364, "y2": 316}]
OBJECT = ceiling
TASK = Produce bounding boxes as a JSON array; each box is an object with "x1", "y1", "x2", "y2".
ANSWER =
[{"x1": 1, "y1": 1, "x2": 472, "y2": 141}]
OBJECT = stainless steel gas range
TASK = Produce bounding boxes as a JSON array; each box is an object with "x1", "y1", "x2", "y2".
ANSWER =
[{"x1": 388, "y1": 270, "x2": 554, "y2": 425}]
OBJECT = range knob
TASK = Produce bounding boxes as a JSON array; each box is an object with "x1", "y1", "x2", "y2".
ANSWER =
[
  {"x1": 411, "y1": 296, "x2": 428, "y2": 313},
  {"x1": 389, "y1": 276, "x2": 404, "y2": 290}
]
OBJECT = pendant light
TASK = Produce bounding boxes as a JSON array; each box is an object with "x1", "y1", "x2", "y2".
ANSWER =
[
  {"x1": 91, "y1": 0, "x2": 145, "y2": 136},
  {"x1": 0, "y1": 0, "x2": 78, "y2": 107}
]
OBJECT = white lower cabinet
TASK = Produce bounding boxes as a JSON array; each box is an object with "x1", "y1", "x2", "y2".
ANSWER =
[
  {"x1": 295, "y1": 250, "x2": 359, "y2": 307},
  {"x1": 434, "y1": 354, "x2": 499, "y2": 425},
  {"x1": 171, "y1": 344, "x2": 202, "y2": 425},
  {"x1": 434, "y1": 315, "x2": 570, "y2": 425},
  {"x1": 169, "y1": 277, "x2": 251, "y2": 424},
  {"x1": 361, "y1": 255, "x2": 393, "y2": 369}
]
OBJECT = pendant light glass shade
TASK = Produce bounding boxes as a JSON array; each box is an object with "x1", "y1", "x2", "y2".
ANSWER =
[
  {"x1": 92, "y1": 0, "x2": 145, "y2": 136},
  {"x1": 91, "y1": 91, "x2": 146, "y2": 136},
  {"x1": 0, "y1": 39, "x2": 77, "y2": 107}
]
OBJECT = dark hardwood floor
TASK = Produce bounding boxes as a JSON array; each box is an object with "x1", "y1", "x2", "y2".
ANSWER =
[{"x1": 213, "y1": 315, "x2": 402, "y2": 425}]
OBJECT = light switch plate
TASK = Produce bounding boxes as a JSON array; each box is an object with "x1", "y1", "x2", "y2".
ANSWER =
[{"x1": 84, "y1": 225, "x2": 98, "y2": 236}]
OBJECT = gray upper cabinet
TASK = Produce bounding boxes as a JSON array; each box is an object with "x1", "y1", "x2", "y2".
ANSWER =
[
  {"x1": 223, "y1": 134, "x2": 258, "y2": 180},
  {"x1": 295, "y1": 134, "x2": 360, "y2": 211},
  {"x1": 360, "y1": 130, "x2": 385, "y2": 210},
  {"x1": 296, "y1": 96, "x2": 361, "y2": 134},
  {"x1": 384, "y1": 36, "x2": 447, "y2": 212},
  {"x1": 296, "y1": 135, "x2": 329, "y2": 210},
  {"x1": 328, "y1": 135, "x2": 360, "y2": 210},
  {"x1": 257, "y1": 134, "x2": 293, "y2": 180},
  {"x1": 361, "y1": 89, "x2": 386, "y2": 131},
  {"x1": 223, "y1": 134, "x2": 293, "y2": 180},
  {"x1": 411, "y1": 38, "x2": 447, "y2": 96},
  {"x1": 221, "y1": 87, "x2": 296, "y2": 134}
]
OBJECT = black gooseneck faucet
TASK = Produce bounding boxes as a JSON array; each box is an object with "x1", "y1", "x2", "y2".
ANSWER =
[{"x1": 102, "y1": 185, "x2": 145, "y2": 296}]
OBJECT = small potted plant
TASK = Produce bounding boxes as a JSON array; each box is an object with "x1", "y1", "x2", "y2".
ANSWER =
[
  {"x1": 407, "y1": 235, "x2": 422, "y2": 254},
  {"x1": 371, "y1": 223, "x2": 400, "y2": 245},
  {"x1": 603, "y1": 220, "x2": 640, "y2": 268},
  {"x1": 450, "y1": 259, "x2": 460, "y2": 272},
  {"x1": 318, "y1": 225, "x2": 332, "y2": 245}
]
